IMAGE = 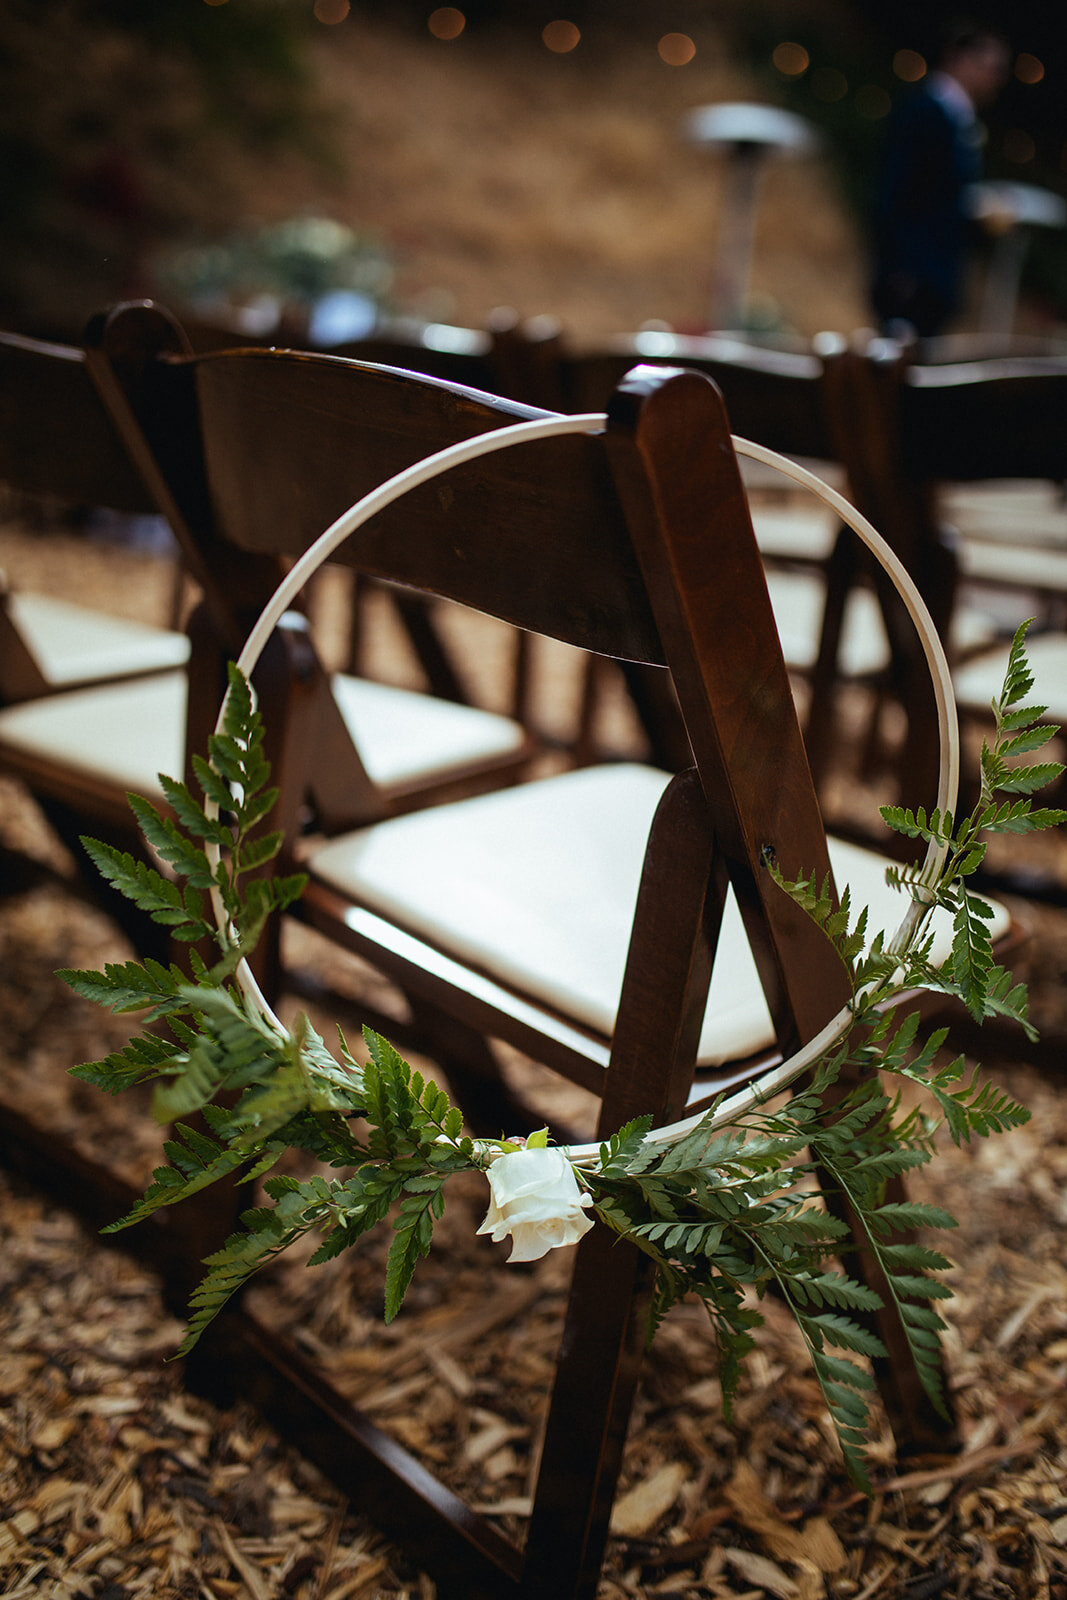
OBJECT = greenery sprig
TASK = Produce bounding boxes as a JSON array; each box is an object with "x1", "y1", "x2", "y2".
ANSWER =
[{"x1": 62, "y1": 627, "x2": 1065, "y2": 1488}]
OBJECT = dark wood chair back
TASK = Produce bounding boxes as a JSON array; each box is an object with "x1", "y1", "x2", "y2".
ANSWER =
[
  {"x1": 819, "y1": 337, "x2": 1067, "y2": 804},
  {"x1": 0, "y1": 329, "x2": 154, "y2": 513},
  {"x1": 84, "y1": 303, "x2": 560, "y2": 821},
  {"x1": 0, "y1": 330, "x2": 166, "y2": 703},
  {"x1": 564, "y1": 329, "x2": 835, "y2": 459}
]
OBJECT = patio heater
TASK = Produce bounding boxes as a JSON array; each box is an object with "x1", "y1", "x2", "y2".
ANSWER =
[
  {"x1": 967, "y1": 180, "x2": 1067, "y2": 342},
  {"x1": 683, "y1": 102, "x2": 819, "y2": 332}
]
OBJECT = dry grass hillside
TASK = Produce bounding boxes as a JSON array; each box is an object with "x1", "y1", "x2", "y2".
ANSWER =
[{"x1": 181, "y1": 13, "x2": 870, "y2": 340}]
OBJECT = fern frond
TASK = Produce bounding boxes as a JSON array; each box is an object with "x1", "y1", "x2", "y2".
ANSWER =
[{"x1": 384, "y1": 1181, "x2": 446, "y2": 1322}]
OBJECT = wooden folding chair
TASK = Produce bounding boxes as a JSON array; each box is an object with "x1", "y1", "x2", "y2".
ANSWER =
[
  {"x1": 85, "y1": 325, "x2": 1007, "y2": 1593},
  {"x1": 818, "y1": 336, "x2": 1067, "y2": 874},
  {"x1": 0, "y1": 327, "x2": 193, "y2": 916},
  {"x1": 0, "y1": 329, "x2": 207, "y2": 1259},
  {"x1": 0, "y1": 328, "x2": 190, "y2": 706},
  {"x1": 77, "y1": 304, "x2": 560, "y2": 1142}
]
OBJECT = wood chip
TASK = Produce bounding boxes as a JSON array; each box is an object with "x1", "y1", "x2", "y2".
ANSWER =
[
  {"x1": 724, "y1": 1545, "x2": 799, "y2": 1597},
  {"x1": 610, "y1": 1463, "x2": 689, "y2": 1537}
]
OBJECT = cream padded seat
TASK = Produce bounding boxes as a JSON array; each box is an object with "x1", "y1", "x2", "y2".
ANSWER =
[
  {"x1": 942, "y1": 481, "x2": 1067, "y2": 547},
  {"x1": 0, "y1": 671, "x2": 184, "y2": 797},
  {"x1": 751, "y1": 502, "x2": 838, "y2": 565},
  {"x1": 5, "y1": 592, "x2": 190, "y2": 688},
  {"x1": 959, "y1": 541, "x2": 1067, "y2": 592},
  {"x1": 0, "y1": 668, "x2": 526, "y2": 800},
  {"x1": 767, "y1": 570, "x2": 889, "y2": 676},
  {"x1": 330, "y1": 674, "x2": 525, "y2": 787},
  {"x1": 308, "y1": 763, "x2": 1011, "y2": 1068},
  {"x1": 766, "y1": 570, "x2": 997, "y2": 679}
]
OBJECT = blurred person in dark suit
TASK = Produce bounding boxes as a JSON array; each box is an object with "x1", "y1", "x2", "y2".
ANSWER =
[{"x1": 871, "y1": 22, "x2": 1011, "y2": 337}]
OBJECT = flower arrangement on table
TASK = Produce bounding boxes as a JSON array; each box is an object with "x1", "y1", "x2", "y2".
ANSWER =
[{"x1": 62, "y1": 624, "x2": 1065, "y2": 1489}]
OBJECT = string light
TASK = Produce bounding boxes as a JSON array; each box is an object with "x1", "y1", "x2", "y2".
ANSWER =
[
  {"x1": 772, "y1": 42, "x2": 810, "y2": 77},
  {"x1": 202, "y1": 0, "x2": 228, "y2": 8},
  {"x1": 658, "y1": 33, "x2": 696, "y2": 66},
  {"x1": 542, "y1": 20, "x2": 580, "y2": 53},
  {"x1": 1015, "y1": 53, "x2": 1045, "y2": 85},
  {"x1": 313, "y1": 0, "x2": 349, "y2": 22},
  {"x1": 428, "y1": 7, "x2": 466, "y2": 40},
  {"x1": 892, "y1": 49, "x2": 926, "y2": 82}
]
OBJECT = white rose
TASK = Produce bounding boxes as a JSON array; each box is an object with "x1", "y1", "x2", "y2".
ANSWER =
[{"x1": 476, "y1": 1146, "x2": 595, "y2": 1263}]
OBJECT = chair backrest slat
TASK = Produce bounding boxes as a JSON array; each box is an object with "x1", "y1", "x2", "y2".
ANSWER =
[
  {"x1": 0, "y1": 331, "x2": 155, "y2": 512},
  {"x1": 191, "y1": 344, "x2": 665, "y2": 663},
  {"x1": 902, "y1": 356, "x2": 1067, "y2": 482},
  {"x1": 567, "y1": 333, "x2": 833, "y2": 459}
]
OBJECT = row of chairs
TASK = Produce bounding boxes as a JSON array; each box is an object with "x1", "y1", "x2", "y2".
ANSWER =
[
  {"x1": 40, "y1": 303, "x2": 1061, "y2": 832},
  {"x1": 0, "y1": 303, "x2": 1055, "y2": 1597}
]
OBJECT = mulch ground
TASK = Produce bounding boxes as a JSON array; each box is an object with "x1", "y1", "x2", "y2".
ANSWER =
[{"x1": 2, "y1": 502, "x2": 1067, "y2": 1600}]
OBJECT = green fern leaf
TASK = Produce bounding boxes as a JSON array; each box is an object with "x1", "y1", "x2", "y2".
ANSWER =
[{"x1": 384, "y1": 1184, "x2": 444, "y2": 1322}]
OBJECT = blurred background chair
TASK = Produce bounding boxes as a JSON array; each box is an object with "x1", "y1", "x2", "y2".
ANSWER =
[
  {"x1": 558, "y1": 328, "x2": 998, "y2": 775},
  {"x1": 817, "y1": 334, "x2": 1067, "y2": 904},
  {"x1": 0, "y1": 328, "x2": 189, "y2": 707},
  {"x1": 0, "y1": 305, "x2": 543, "y2": 1275}
]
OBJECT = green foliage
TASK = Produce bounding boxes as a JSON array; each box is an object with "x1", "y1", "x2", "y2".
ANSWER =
[{"x1": 64, "y1": 641, "x2": 1060, "y2": 1491}]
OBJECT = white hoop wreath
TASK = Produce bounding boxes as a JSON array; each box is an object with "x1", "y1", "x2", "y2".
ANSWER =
[
  {"x1": 205, "y1": 412, "x2": 960, "y2": 1159},
  {"x1": 65, "y1": 407, "x2": 1055, "y2": 1487}
]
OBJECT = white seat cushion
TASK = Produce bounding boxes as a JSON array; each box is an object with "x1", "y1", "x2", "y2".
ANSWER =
[
  {"x1": 942, "y1": 481, "x2": 1067, "y2": 548},
  {"x1": 752, "y1": 503, "x2": 838, "y2": 564},
  {"x1": 330, "y1": 673, "x2": 525, "y2": 787},
  {"x1": 954, "y1": 631, "x2": 1067, "y2": 721},
  {"x1": 0, "y1": 671, "x2": 185, "y2": 798},
  {"x1": 766, "y1": 571, "x2": 996, "y2": 677},
  {"x1": 7, "y1": 592, "x2": 189, "y2": 687},
  {"x1": 767, "y1": 570, "x2": 890, "y2": 676},
  {"x1": 0, "y1": 668, "x2": 526, "y2": 805},
  {"x1": 960, "y1": 540, "x2": 1067, "y2": 593},
  {"x1": 308, "y1": 764, "x2": 1010, "y2": 1068}
]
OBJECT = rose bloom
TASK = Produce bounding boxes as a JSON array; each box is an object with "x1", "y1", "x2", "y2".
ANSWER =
[{"x1": 476, "y1": 1146, "x2": 594, "y2": 1263}]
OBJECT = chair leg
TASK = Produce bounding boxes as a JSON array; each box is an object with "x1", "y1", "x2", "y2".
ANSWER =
[
  {"x1": 520, "y1": 1226, "x2": 652, "y2": 1600},
  {"x1": 617, "y1": 660, "x2": 692, "y2": 771}
]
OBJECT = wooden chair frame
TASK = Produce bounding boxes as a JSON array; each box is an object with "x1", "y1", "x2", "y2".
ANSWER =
[{"x1": 78, "y1": 312, "x2": 966, "y2": 1596}]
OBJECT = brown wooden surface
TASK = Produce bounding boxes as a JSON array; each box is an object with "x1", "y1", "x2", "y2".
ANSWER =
[
  {"x1": 0, "y1": 329, "x2": 155, "y2": 514},
  {"x1": 606, "y1": 366, "x2": 852, "y2": 1052},
  {"x1": 190, "y1": 344, "x2": 662, "y2": 662},
  {"x1": 566, "y1": 332, "x2": 834, "y2": 461},
  {"x1": 85, "y1": 303, "x2": 543, "y2": 817}
]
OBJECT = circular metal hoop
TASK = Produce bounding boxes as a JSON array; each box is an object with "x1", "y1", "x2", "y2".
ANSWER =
[{"x1": 204, "y1": 411, "x2": 960, "y2": 1153}]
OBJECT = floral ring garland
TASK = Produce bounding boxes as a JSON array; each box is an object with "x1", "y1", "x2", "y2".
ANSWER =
[{"x1": 65, "y1": 417, "x2": 1065, "y2": 1488}]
